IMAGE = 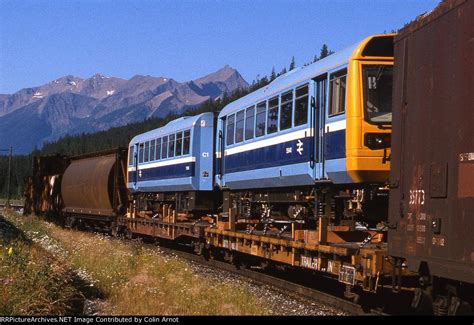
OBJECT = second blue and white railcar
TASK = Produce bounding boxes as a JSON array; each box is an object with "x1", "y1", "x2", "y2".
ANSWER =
[
  {"x1": 128, "y1": 113, "x2": 215, "y2": 192},
  {"x1": 126, "y1": 113, "x2": 217, "y2": 219}
]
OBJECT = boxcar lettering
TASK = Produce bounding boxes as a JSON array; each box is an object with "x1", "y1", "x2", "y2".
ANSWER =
[
  {"x1": 416, "y1": 236, "x2": 426, "y2": 245},
  {"x1": 416, "y1": 224, "x2": 426, "y2": 233},
  {"x1": 409, "y1": 189, "x2": 425, "y2": 205},
  {"x1": 459, "y1": 152, "x2": 474, "y2": 162},
  {"x1": 417, "y1": 213, "x2": 426, "y2": 221},
  {"x1": 432, "y1": 236, "x2": 446, "y2": 247}
]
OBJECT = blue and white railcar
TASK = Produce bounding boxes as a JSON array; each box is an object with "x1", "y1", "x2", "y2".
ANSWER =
[
  {"x1": 215, "y1": 34, "x2": 394, "y2": 224},
  {"x1": 127, "y1": 113, "x2": 215, "y2": 192}
]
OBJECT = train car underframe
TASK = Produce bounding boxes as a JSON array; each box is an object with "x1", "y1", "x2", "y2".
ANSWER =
[
  {"x1": 197, "y1": 183, "x2": 407, "y2": 299},
  {"x1": 221, "y1": 183, "x2": 389, "y2": 233},
  {"x1": 129, "y1": 190, "x2": 221, "y2": 221}
]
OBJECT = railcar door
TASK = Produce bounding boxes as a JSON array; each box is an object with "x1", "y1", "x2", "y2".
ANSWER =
[
  {"x1": 219, "y1": 117, "x2": 226, "y2": 177},
  {"x1": 313, "y1": 75, "x2": 327, "y2": 180},
  {"x1": 214, "y1": 117, "x2": 226, "y2": 189},
  {"x1": 133, "y1": 143, "x2": 139, "y2": 190}
]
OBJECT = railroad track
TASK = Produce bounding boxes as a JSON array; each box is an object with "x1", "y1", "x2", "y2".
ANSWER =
[
  {"x1": 152, "y1": 242, "x2": 382, "y2": 316},
  {"x1": 0, "y1": 204, "x2": 23, "y2": 212}
]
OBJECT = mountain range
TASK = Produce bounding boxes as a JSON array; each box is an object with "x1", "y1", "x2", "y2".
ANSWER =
[{"x1": 0, "y1": 65, "x2": 248, "y2": 154}]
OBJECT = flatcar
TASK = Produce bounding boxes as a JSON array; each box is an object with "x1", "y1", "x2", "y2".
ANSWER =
[{"x1": 215, "y1": 34, "x2": 394, "y2": 230}]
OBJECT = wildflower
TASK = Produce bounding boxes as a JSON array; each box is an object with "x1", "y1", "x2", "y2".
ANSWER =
[{"x1": 8, "y1": 247, "x2": 13, "y2": 256}]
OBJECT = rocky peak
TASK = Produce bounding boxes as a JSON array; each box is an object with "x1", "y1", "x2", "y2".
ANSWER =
[{"x1": 0, "y1": 67, "x2": 248, "y2": 153}]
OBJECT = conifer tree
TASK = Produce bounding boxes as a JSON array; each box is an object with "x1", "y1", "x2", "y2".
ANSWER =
[
  {"x1": 320, "y1": 44, "x2": 329, "y2": 59},
  {"x1": 289, "y1": 56, "x2": 296, "y2": 70},
  {"x1": 270, "y1": 66, "x2": 276, "y2": 81}
]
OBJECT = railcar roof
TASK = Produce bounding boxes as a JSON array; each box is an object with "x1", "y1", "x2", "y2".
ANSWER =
[
  {"x1": 129, "y1": 112, "x2": 211, "y2": 144},
  {"x1": 219, "y1": 43, "x2": 358, "y2": 117}
]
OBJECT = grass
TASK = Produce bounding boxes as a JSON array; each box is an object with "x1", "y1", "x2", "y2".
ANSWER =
[
  {"x1": 0, "y1": 213, "x2": 81, "y2": 315},
  {"x1": 3, "y1": 210, "x2": 271, "y2": 315}
]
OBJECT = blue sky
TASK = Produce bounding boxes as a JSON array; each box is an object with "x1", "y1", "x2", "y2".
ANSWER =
[{"x1": 0, "y1": 0, "x2": 439, "y2": 94}]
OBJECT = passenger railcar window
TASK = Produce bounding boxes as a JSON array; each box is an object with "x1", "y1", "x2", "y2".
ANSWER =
[
  {"x1": 245, "y1": 106, "x2": 255, "y2": 140},
  {"x1": 329, "y1": 70, "x2": 347, "y2": 116},
  {"x1": 128, "y1": 146, "x2": 134, "y2": 166},
  {"x1": 183, "y1": 130, "x2": 191, "y2": 155},
  {"x1": 362, "y1": 65, "x2": 393, "y2": 124},
  {"x1": 175, "y1": 132, "x2": 183, "y2": 156},
  {"x1": 155, "y1": 138, "x2": 161, "y2": 160},
  {"x1": 144, "y1": 141, "x2": 150, "y2": 162},
  {"x1": 139, "y1": 143, "x2": 144, "y2": 163},
  {"x1": 150, "y1": 139, "x2": 156, "y2": 161},
  {"x1": 168, "y1": 134, "x2": 175, "y2": 158},
  {"x1": 162, "y1": 136, "x2": 168, "y2": 159},
  {"x1": 280, "y1": 90, "x2": 293, "y2": 130},
  {"x1": 255, "y1": 102, "x2": 266, "y2": 137},
  {"x1": 235, "y1": 110, "x2": 244, "y2": 143},
  {"x1": 267, "y1": 97, "x2": 279, "y2": 134},
  {"x1": 226, "y1": 114, "x2": 235, "y2": 146},
  {"x1": 295, "y1": 84, "x2": 309, "y2": 126}
]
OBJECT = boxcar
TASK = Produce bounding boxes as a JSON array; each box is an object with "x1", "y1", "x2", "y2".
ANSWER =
[{"x1": 388, "y1": 0, "x2": 474, "y2": 314}]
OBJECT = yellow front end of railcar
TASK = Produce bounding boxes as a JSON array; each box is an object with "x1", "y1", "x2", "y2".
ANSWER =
[{"x1": 345, "y1": 34, "x2": 394, "y2": 183}]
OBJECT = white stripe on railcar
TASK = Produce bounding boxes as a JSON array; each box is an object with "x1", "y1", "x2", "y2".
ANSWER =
[
  {"x1": 324, "y1": 120, "x2": 346, "y2": 133},
  {"x1": 127, "y1": 156, "x2": 196, "y2": 172},
  {"x1": 225, "y1": 128, "x2": 311, "y2": 156}
]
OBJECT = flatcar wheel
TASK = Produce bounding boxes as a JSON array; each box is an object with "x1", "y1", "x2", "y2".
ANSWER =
[
  {"x1": 448, "y1": 297, "x2": 472, "y2": 315},
  {"x1": 193, "y1": 241, "x2": 204, "y2": 255},
  {"x1": 209, "y1": 248, "x2": 217, "y2": 260},
  {"x1": 238, "y1": 260, "x2": 249, "y2": 270},
  {"x1": 344, "y1": 285, "x2": 360, "y2": 304},
  {"x1": 411, "y1": 288, "x2": 434, "y2": 314},
  {"x1": 110, "y1": 222, "x2": 118, "y2": 237},
  {"x1": 65, "y1": 216, "x2": 75, "y2": 229},
  {"x1": 125, "y1": 228, "x2": 134, "y2": 240}
]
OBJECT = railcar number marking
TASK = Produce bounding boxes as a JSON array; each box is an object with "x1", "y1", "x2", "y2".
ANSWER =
[
  {"x1": 459, "y1": 152, "x2": 474, "y2": 162},
  {"x1": 409, "y1": 189, "x2": 425, "y2": 205},
  {"x1": 338, "y1": 265, "x2": 356, "y2": 285},
  {"x1": 202, "y1": 152, "x2": 209, "y2": 158},
  {"x1": 432, "y1": 236, "x2": 446, "y2": 247}
]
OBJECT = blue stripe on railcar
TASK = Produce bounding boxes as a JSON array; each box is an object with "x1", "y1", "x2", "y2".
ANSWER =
[
  {"x1": 325, "y1": 130, "x2": 345, "y2": 160},
  {"x1": 129, "y1": 162, "x2": 195, "y2": 183},
  {"x1": 224, "y1": 137, "x2": 312, "y2": 173}
]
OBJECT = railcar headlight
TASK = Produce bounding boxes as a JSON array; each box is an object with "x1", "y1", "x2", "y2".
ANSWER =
[{"x1": 364, "y1": 133, "x2": 391, "y2": 150}]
